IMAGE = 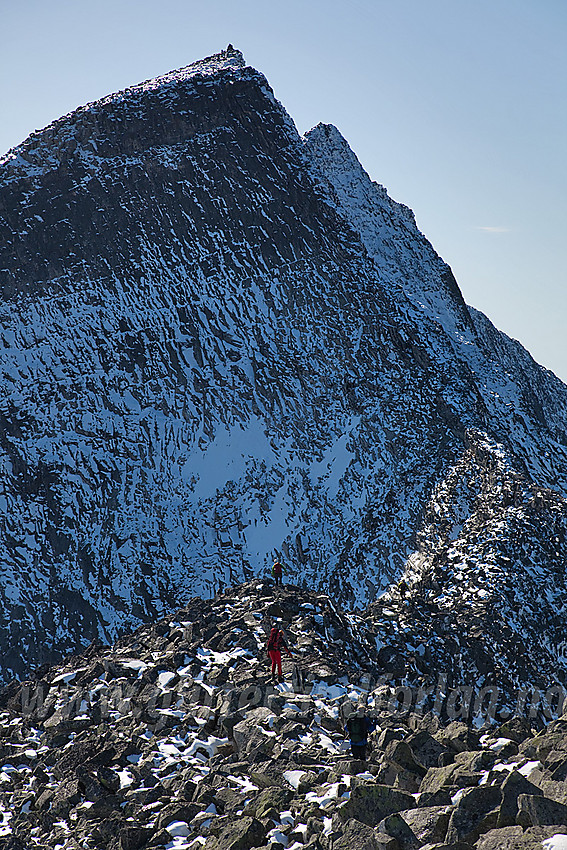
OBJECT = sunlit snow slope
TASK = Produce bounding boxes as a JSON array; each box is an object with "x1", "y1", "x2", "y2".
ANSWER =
[{"x1": 1, "y1": 47, "x2": 567, "y2": 679}]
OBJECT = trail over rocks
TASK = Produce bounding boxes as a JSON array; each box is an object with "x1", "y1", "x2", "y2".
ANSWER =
[{"x1": 0, "y1": 580, "x2": 565, "y2": 848}]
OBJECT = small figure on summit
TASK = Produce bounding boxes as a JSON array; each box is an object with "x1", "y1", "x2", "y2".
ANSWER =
[
  {"x1": 345, "y1": 705, "x2": 377, "y2": 761},
  {"x1": 267, "y1": 623, "x2": 292, "y2": 682},
  {"x1": 272, "y1": 557, "x2": 284, "y2": 587},
  {"x1": 272, "y1": 557, "x2": 284, "y2": 586}
]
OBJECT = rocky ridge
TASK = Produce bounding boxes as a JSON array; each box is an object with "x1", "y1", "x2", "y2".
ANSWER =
[{"x1": 1, "y1": 583, "x2": 567, "y2": 849}]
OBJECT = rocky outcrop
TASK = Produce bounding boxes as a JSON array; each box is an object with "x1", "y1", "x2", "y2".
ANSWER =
[{"x1": 0, "y1": 582, "x2": 565, "y2": 848}]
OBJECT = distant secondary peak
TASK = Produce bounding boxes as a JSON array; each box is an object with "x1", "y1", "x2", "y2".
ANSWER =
[
  {"x1": 304, "y1": 122, "x2": 366, "y2": 174},
  {"x1": 306, "y1": 122, "x2": 348, "y2": 143}
]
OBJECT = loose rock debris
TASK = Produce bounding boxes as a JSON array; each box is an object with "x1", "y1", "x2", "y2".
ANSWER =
[{"x1": 0, "y1": 581, "x2": 566, "y2": 849}]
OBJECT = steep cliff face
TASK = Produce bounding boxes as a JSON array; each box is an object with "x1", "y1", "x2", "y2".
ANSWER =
[{"x1": 0, "y1": 47, "x2": 566, "y2": 680}]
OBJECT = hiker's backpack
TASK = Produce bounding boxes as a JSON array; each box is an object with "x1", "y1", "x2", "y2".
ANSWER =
[
  {"x1": 267, "y1": 628, "x2": 279, "y2": 651},
  {"x1": 347, "y1": 715, "x2": 367, "y2": 743}
]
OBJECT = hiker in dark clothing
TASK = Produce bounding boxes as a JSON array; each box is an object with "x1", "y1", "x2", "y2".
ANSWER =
[
  {"x1": 345, "y1": 706, "x2": 377, "y2": 760},
  {"x1": 272, "y1": 558, "x2": 284, "y2": 587},
  {"x1": 267, "y1": 625, "x2": 292, "y2": 682}
]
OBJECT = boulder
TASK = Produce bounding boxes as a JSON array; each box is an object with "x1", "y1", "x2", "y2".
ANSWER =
[
  {"x1": 232, "y1": 711, "x2": 277, "y2": 759},
  {"x1": 79, "y1": 795, "x2": 123, "y2": 820},
  {"x1": 494, "y1": 717, "x2": 532, "y2": 743},
  {"x1": 436, "y1": 723, "x2": 480, "y2": 753},
  {"x1": 418, "y1": 844, "x2": 473, "y2": 850},
  {"x1": 377, "y1": 728, "x2": 406, "y2": 750},
  {"x1": 48, "y1": 776, "x2": 82, "y2": 817},
  {"x1": 408, "y1": 712, "x2": 441, "y2": 735},
  {"x1": 497, "y1": 769, "x2": 543, "y2": 827},
  {"x1": 328, "y1": 818, "x2": 384, "y2": 850},
  {"x1": 342, "y1": 759, "x2": 370, "y2": 776},
  {"x1": 419, "y1": 766, "x2": 457, "y2": 798},
  {"x1": 516, "y1": 793, "x2": 567, "y2": 827},
  {"x1": 103, "y1": 659, "x2": 149, "y2": 680},
  {"x1": 203, "y1": 815, "x2": 267, "y2": 850},
  {"x1": 52, "y1": 738, "x2": 116, "y2": 778},
  {"x1": 119, "y1": 825, "x2": 154, "y2": 850},
  {"x1": 476, "y1": 825, "x2": 567, "y2": 849},
  {"x1": 319, "y1": 714, "x2": 341, "y2": 733},
  {"x1": 418, "y1": 788, "x2": 455, "y2": 807},
  {"x1": 97, "y1": 765, "x2": 122, "y2": 794},
  {"x1": 419, "y1": 760, "x2": 479, "y2": 798},
  {"x1": 545, "y1": 753, "x2": 567, "y2": 781},
  {"x1": 248, "y1": 770, "x2": 281, "y2": 790},
  {"x1": 156, "y1": 802, "x2": 205, "y2": 831},
  {"x1": 445, "y1": 785, "x2": 502, "y2": 844},
  {"x1": 537, "y1": 778, "x2": 567, "y2": 806},
  {"x1": 484, "y1": 738, "x2": 519, "y2": 759},
  {"x1": 377, "y1": 812, "x2": 420, "y2": 849},
  {"x1": 0, "y1": 837, "x2": 29, "y2": 850},
  {"x1": 378, "y1": 806, "x2": 453, "y2": 850},
  {"x1": 407, "y1": 730, "x2": 452, "y2": 768},
  {"x1": 374, "y1": 835, "x2": 404, "y2": 850},
  {"x1": 374, "y1": 759, "x2": 399, "y2": 789},
  {"x1": 377, "y1": 739, "x2": 428, "y2": 792},
  {"x1": 215, "y1": 787, "x2": 250, "y2": 814},
  {"x1": 33, "y1": 786, "x2": 55, "y2": 811},
  {"x1": 520, "y1": 731, "x2": 567, "y2": 761},
  {"x1": 42, "y1": 709, "x2": 90, "y2": 738},
  {"x1": 297, "y1": 771, "x2": 319, "y2": 794},
  {"x1": 81, "y1": 813, "x2": 123, "y2": 847},
  {"x1": 400, "y1": 805, "x2": 452, "y2": 845},
  {"x1": 246, "y1": 787, "x2": 293, "y2": 819},
  {"x1": 383, "y1": 740, "x2": 427, "y2": 778},
  {"x1": 340, "y1": 783, "x2": 416, "y2": 827},
  {"x1": 220, "y1": 710, "x2": 244, "y2": 736},
  {"x1": 76, "y1": 765, "x2": 116, "y2": 802}
]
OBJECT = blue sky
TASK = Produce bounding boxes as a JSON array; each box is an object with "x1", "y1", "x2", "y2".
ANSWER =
[{"x1": 2, "y1": 0, "x2": 566, "y2": 381}]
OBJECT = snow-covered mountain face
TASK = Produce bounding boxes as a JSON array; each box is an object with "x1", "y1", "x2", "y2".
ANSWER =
[{"x1": 1, "y1": 46, "x2": 567, "y2": 682}]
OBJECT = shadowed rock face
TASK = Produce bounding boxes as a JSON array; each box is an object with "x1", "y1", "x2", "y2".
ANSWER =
[
  {"x1": 0, "y1": 49, "x2": 340, "y2": 297},
  {"x1": 0, "y1": 47, "x2": 567, "y2": 680}
]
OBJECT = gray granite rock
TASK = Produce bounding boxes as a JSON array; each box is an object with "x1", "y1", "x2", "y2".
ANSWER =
[
  {"x1": 516, "y1": 793, "x2": 567, "y2": 827},
  {"x1": 340, "y1": 783, "x2": 416, "y2": 827}
]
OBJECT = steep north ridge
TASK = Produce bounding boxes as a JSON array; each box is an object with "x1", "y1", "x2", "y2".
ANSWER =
[{"x1": 0, "y1": 47, "x2": 567, "y2": 679}]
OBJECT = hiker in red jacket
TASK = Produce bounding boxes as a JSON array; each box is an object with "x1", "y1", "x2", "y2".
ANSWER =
[
  {"x1": 267, "y1": 625, "x2": 292, "y2": 682},
  {"x1": 272, "y1": 558, "x2": 284, "y2": 587}
]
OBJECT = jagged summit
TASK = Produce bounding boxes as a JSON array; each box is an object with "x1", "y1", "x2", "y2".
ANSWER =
[
  {"x1": 304, "y1": 122, "x2": 470, "y2": 324},
  {"x1": 142, "y1": 44, "x2": 247, "y2": 85},
  {"x1": 1, "y1": 50, "x2": 567, "y2": 688},
  {"x1": 91, "y1": 44, "x2": 249, "y2": 109}
]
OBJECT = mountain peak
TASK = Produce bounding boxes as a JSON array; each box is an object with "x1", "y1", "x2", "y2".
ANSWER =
[
  {"x1": 0, "y1": 45, "x2": 251, "y2": 172},
  {"x1": 1, "y1": 50, "x2": 567, "y2": 691}
]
